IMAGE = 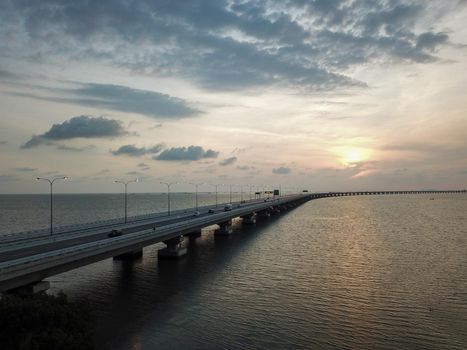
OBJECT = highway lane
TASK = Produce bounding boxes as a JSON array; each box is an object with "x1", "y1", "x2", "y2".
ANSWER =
[{"x1": 0, "y1": 199, "x2": 273, "y2": 263}]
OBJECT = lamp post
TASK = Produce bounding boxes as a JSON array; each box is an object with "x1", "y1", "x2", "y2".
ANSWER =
[
  {"x1": 161, "y1": 181, "x2": 177, "y2": 216},
  {"x1": 249, "y1": 185, "x2": 254, "y2": 201},
  {"x1": 240, "y1": 184, "x2": 244, "y2": 202},
  {"x1": 115, "y1": 179, "x2": 138, "y2": 223},
  {"x1": 36, "y1": 176, "x2": 68, "y2": 234},
  {"x1": 190, "y1": 182, "x2": 203, "y2": 211},
  {"x1": 229, "y1": 184, "x2": 234, "y2": 204},
  {"x1": 210, "y1": 184, "x2": 222, "y2": 208}
]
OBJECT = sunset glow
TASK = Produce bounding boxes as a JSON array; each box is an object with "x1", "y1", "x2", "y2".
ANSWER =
[{"x1": 0, "y1": 1, "x2": 466, "y2": 193}]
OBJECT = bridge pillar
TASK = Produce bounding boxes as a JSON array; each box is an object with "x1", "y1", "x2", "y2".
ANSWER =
[
  {"x1": 114, "y1": 249, "x2": 143, "y2": 260},
  {"x1": 186, "y1": 229, "x2": 202, "y2": 238},
  {"x1": 241, "y1": 213, "x2": 256, "y2": 225},
  {"x1": 158, "y1": 236, "x2": 187, "y2": 259},
  {"x1": 8, "y1": 281, "x2": 50, "y2": 295},
  {"x1": 258, "y1": 210, "x2": 271, "y2": 219},
  {"x1": 215, "y1": 220, "x2": 233, "y2": 236}
]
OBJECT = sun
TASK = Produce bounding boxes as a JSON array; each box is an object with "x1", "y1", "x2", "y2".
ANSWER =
[
  {"x1": 339, "y1": 147, "x2": 371, "y2": 166},
  {"x1": 345, "y1": 149, "x2": 363, "y2": 163}
]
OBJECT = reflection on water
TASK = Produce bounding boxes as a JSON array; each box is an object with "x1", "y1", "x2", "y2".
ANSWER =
[{"x1": 4, "y1": 194, "x2": 467, "y2": 349}]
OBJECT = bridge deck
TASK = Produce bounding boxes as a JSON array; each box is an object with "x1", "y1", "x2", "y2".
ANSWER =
[{"x1": 0, "y1": 190, "x2": 464, "y2": 293}]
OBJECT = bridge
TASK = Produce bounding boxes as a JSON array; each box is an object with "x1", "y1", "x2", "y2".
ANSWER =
[{"x1": 0, "y1": 190, "x2": 465, "y2": 294}]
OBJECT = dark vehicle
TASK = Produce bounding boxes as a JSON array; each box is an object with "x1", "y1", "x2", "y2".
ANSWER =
[
  {"x1": 108, "y1": 229, "x2": 122, "y2": 238},
  {"x1": 224, "y1": 204, "x2": 233, "y2": 211},
  {"x1": 208, "y1": 209, "x2": 215, "y2": 213}
]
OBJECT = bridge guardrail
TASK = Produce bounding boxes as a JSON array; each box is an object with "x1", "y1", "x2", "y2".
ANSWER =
[{"x1": 0, "y1": 195, "x2": 306, "y2": 278}]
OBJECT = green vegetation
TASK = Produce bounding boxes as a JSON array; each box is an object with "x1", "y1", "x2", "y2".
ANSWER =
[{"x1": 0, "y1": 292, "x2": 93, "y2": 350}]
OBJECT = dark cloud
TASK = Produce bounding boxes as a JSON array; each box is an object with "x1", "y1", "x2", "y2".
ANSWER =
[
  {"x1": 0, "y1": 174, "x2": 19, "y2": 182},
  {"x1": 272, "y1": 167, "x2": 291, "y2": 175},
  {"x1": 56, "y1": 144, "x2": 95, "y2": 152},
  {"x1": 112, "y1": 144, "x2": 164, "y2": 157},
  {"x1": 156, "y1": 146, "x2": 219, "y2": 161},
  {"x1": 8, "y1": 83, "x2": 200, "y2": 119},
  {"x1": 1, "y1": 0, "x2": 452, "y2": 91},
  {"x1": 63, "y1": 83, "x2": 200, "y2": 118},
  {"x1": 0, "y1": 69, "x2": 20, "y2": 80},
  {"x1": 219, "y1": 156, "x2": 237, "y2": 166},
  {"x1": 416, "y1": 32, "x2": 449, "y2": 51},
  {"x1": 22, "y1": 116, "x2": 127, "y2": 148},
  {"x1": 0, "y1": 141, "x2": 7, "y2": 145},
  {"x1": 138, "y1": 162, "x2": 148, "y2": 167},
  {"x1": 14, "y1": 167, "x2": 37, "y2": 172}
]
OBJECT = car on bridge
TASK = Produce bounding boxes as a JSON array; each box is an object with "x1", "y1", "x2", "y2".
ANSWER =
[
  {"x1": 208, "y1": 209, "x2": 215, "y2": 213},
  {"x1": 108, "y1": 229, "x2": 122, "y2": 238},
  {"x1": 224, "y1": 204, "x2": 232, "y2": 211},
  {"x1": 193, "y1": 211, "x2": 201, "y2": 217}
]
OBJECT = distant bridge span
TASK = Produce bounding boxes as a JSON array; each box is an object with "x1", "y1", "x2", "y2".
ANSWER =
[{"x1": 310, "y1": 189, "x2": 466, "y2": 198}]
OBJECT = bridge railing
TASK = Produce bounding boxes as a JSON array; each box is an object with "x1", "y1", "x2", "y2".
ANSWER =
[
  {"x1": 0, "y1": 195, "x2": 308, "y2": 277},
  {"x1": 0, "y1": 196, "x2": 286, "y2": 242}
]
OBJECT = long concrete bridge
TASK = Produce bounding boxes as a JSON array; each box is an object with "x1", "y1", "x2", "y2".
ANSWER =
[{"x1": 0, "y1": 190, "x2": 465, "y2": 294}]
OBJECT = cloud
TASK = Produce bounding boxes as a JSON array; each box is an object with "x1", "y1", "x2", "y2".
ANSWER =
[
  {"x1": 8, "y1": 82, "x2": 200, "y2": 119},
  {"x1": 112, "y1": 144, "x2": 164, "y2": 157},
  {"x1": 22, "y1": 116, "x2": 127, "y2": 148},
  {"x1": 416, "y1": 32, "x2": 449, "y2": 51},
  {"x1": 237, "y1": 165, "x2": 253, "y2": 171},
  {"x1": 56, "y1": 144, "x2": 95, "y2": 152},
  {"x1": 0, "y1": 69, "x2": 20, "y2": 80},
  {"x1": 138, "y1": 163, "x2": 148, "y2": 167},
  {"x1": 57, "y1": 83, "x2": 200, "y2": 119},
  {"x1": 219, "y1": 156, "x2": 237, "y2": 166},
  {"x1": 0, "y1": 174, "x2": 19, "y2": 182},
  {"x1": 156, "y1": 146, "x2": 219, "y2": 161},
  {"x1": 272, "y1": 167, "x2": 291, "y2": 175},
  {"x1": 0, "y1": 141, "x2": 7, "y2": 145},
  {"x1": 1, "y1": 0, "x2": 453, "y2": 92},
  {"x1": 14, "y1": 167, "x2": 37, "y2": 172}
]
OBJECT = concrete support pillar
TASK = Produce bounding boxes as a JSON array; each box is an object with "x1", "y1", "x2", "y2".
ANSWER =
[
  {"x1": 114, "y1": 249, "x2": 143, "y2": 260},
  {"x1": 242, "y1": 213, "x2": 256, "y2": 225},
  {"x1": 215, "y1": 220, "x2": 233, "y2": 236},
  {"x1": 272, "y1": 206, "x2": 281, "y2": 214},
  {"x1": 9, "y1": 281, "x2": 50, "y2": 295},
  {"x1": 158, "y1": 235, "x2": 187, "y2": 259},
  {"x1": 186, "y1": 230, "x2": 202, "y2": 238},
  {"x1": 258, "y1": 210, "x2": 271, "y2": 219}
]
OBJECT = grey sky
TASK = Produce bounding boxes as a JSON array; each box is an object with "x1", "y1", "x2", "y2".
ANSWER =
[{"x1": 0, "y1": 0, "x2": 466, "y2": 193}]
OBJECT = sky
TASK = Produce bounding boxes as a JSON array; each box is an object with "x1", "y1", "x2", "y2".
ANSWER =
[{"x1": 0, "y1": 0, "x2": 466, "y2": 194}]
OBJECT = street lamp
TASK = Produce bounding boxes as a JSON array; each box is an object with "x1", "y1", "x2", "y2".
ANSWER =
[
  {"x1": 190, "y1": 182, "x2": 203, "y2": 211},
  {"x1": 115, "y1": 179, "x2": 138, "y2": 223},
  {"x1": 161, "y1": 181, "x2": 177, "y2": 216},
  {"x1": 240, "y1": 184, "x2": 244, "y2": 202},
  {"x1": 228, "y1": 184, "x2": 235, "y2": 204},
  {"x1": 209, "y1": 184, "x2": 223, "y2": 208},
  {"x1": 249, "y1": 185, "x2": 254, "y2": 201},
  {"x1": 36, "y1": 176, "x2": 68, "y2": 234}
]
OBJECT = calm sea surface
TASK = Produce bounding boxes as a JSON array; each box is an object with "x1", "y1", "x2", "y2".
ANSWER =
[{"x1": 1, "y1": 194, "x2": 467, "y2": 349}]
